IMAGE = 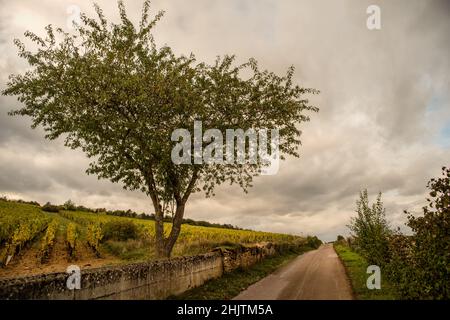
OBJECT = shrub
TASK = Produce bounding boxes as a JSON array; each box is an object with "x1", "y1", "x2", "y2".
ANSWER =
[
  {"x1": 75, "y1": 205, "x2": 93, "y2": 212},
  {"x1": 335, "y1": 235, "x2": 347, "y2": 246},
  {"x1": 16, "y1": 199, "x2": 40, "y2": 206},
  {"x1": 102, "y1": 220, "x2": 138, "y2": 241},
  {"x1": 351, "y1": 167, "x2": 450, "y2": 300},
  {"x1": 42, "y1": 202, "x2": 60, "y2": 213},
  {"x1": 306, "y1": 235, "x2": 322, "y2": 249},
  {"x1": 397, "y1": 166, "x2": 450, "y2": 299},
  {"x1": 384, "y1": 232, "x2": 416, "y2": 298},
  {"x1": 346, "y1": 236, "x2": 357, "y2": 250},
  {"x1": 63, "y1": 200, "x2": 76, "y2": 211},
  {"x1": 348, "y1": 190, "x2": 391, "y2": 266}
]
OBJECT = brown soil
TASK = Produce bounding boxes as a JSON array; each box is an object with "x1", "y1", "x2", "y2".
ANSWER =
[{"x1": 0, "y1": 235, "x2": 120, "y2": 280}]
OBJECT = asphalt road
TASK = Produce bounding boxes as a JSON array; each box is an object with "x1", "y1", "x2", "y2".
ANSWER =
[{"x1": 233, "y1": 244, "x2": 354, "y2": 300}]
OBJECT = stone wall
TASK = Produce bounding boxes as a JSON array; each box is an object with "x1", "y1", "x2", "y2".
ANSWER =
[
  {"x1": 0, "y1": 242, "x2": 286, "y2": 300},
  {"x1": 220, "y1": 242, "x2": 277, "y2": 273}
]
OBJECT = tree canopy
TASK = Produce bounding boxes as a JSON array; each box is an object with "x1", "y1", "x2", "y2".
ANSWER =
[{"x1": 3, "y1": 1, "x2": 319, "y2": 256}]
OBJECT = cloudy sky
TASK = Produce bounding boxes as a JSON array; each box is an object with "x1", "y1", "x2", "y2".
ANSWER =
[{"x1": 0, "y1": 0, "x2": 449, "y2": 241}]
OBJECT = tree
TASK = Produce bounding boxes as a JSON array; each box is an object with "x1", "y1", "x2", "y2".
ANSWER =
[
  {"x1": 63, "y1": 199, "x2": 76, "y2": 211},
  {"x1": 403, "y1": 166, "x2": 450, "y2": 299},
  {"x1": 348, "y1": 190, "x2": 391, "y2": 265},
  {"x1": 2, "y1": 1, "x2": 319, "y2": 257}
]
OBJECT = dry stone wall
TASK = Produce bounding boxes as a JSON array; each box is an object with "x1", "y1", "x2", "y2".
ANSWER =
[{"x1": 0, "y1": 242, "x2": 291, "y2": 300}]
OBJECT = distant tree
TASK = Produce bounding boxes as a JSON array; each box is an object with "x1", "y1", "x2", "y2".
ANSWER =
[
  {"x1": 348, "y1": 190, "x2": 391, "y2": 265},
  {"x1": 63, "y1": 199, "x2": 76, "y2": 211},
  {"x1": 306, "y1": 236, "x2": 322, "y2": 249},
  {"x1": 42, "y1": 202, "x2": 59, "y2": 213},
  {"x1": 3, "y1": 1, "x2": 318, "y2": 257},
  {"x1": 336, "y1": 234, "x2": 346, "y2": 245}
]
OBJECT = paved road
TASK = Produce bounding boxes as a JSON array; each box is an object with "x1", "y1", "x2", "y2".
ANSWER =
[{"x1": 234, "y1": 244, "x2": 354, "y2": 300}]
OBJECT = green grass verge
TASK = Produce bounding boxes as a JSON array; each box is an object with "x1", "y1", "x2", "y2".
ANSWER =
[
  {"x1": 334, "y1": 244, "x2": 397, "y2": 300},
  {"x1": 169, "y1": 248, "x2": 311, "y2": 300}
]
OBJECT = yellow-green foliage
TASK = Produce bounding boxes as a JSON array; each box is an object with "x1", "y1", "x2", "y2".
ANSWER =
[
  {"x1": 66, "y1": 223, "x2": 78, "y2": 258},
  {"x1": 60, "y1": 210, "x2": 301, "y2": 246},
  {"x1": 136, "y1": 223, "x2": 154, "y2": 243},
  {"x1": 86, "y1": 223, "x2": 103, "y2": 255},
  {"x1": 1, "y1": 201, "x2": 305, "y2": 264},
  {"x1": 0, "y1": 199, "x2": 51, "y2": 264},
  {"x1": 40, "y1": 219, "x2": 59, "y2": 262},
  {"x1": 0, "y1": 200, "x2": 50, "y2": 244}
]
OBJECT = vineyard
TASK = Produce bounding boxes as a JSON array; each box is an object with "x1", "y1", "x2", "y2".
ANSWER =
[{"x1": 0, "y1": 198, "x2": 306, "y2": 278}]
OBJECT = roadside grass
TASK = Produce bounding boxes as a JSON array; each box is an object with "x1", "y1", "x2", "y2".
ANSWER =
[
  {"x1": 169, "y1": 247, "x2": 312, "y2": 300},
  {"x1": 334, "y1": 244, "x2": 397, "y2": 300}
]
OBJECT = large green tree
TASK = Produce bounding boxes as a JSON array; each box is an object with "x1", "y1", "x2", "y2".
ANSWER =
[{"x1": 3, "y1": 1, "x2": 318, "y2": 257}]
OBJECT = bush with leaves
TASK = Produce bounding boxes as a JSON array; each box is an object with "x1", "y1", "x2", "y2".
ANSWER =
[
  {"x1": 103, "y1": 220, "x2": 138, "y2": 241},
  {"x1": 306, "y1": 235, "x2": 322, "y2": 249},
  {"x1": 63, "y1": 200, "x2": 76, "y2": 211},
  {"x1": 348, "y1": 190, "x2": 392, "y2": 266},
  {"x1": 335, "y1": 235, "x2": 348, "y2": 246},
  {"x1": 42, "y1": 202, "x2": 59, "y2": 213},
  {"x1": 395, "y1": 166, "x2": 450, "y2": 299}
]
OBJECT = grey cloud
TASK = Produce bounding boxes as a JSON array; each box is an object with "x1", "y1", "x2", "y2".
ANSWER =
[{"x1": 0, "y1": 0, "x2": 449, "y2": 242}]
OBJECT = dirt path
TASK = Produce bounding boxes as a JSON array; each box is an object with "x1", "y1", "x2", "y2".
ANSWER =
[{"x1": 234, "y1": 244, "x2": 354, "y2": 300}]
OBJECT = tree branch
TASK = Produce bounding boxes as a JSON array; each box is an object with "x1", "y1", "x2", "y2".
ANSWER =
[{"x1": 182, "y1": 168, "x2": 199, "y2": 204}]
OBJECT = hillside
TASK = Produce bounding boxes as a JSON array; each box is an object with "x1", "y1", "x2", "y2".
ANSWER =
[{"x1": 0, "y1": 199, "x2": 309, "y2": 279}]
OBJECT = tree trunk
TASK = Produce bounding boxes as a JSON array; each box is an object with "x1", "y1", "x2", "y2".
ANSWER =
[
  {"x1": 163, "y1": 203, "x2": 185, "y2": 258},
  {"x1": 153, "y1": 202, "x2": 166, "y2": 258},
  {"x1": 148, "y1": 168, "x2": 197, "y2": 259},
  {"x1": 152, "y1": 200, "x2": 186, "y2": 258}
]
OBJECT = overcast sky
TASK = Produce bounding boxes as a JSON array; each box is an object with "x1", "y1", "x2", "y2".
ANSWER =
[{"x1": 0, "y1": 0, "x2": 449, "y2": 241}]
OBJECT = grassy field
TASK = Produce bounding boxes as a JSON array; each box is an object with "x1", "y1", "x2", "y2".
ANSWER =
[
  {"x1": 0, "y1": 199, "x2": 305, "y2": 278},
  {"x1": 334, "y1": 244, "x2": 397, "y2": 300}
]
